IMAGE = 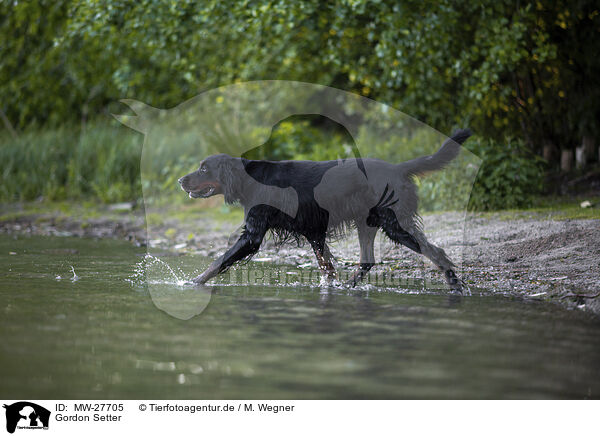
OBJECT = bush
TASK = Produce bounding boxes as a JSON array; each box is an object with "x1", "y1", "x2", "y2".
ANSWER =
[
  {"x1": 243, "y1": 117, "x2": 356, "y2": 162},
  {"x1": 467, "y1": 138, "x2": 546, "y2": 210}
]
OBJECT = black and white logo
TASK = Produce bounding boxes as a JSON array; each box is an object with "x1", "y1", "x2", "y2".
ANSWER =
[{"x1": 3, "y1": 402, "x2": 50, "y2": 434}]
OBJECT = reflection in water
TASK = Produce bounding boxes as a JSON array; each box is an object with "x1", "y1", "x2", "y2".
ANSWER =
[
  {"x1": 1, "y1": 235, "x2": 600, "y2": 399},
  {"x1": 446, "y1": 294, "x2": 463, "y2": 308}
]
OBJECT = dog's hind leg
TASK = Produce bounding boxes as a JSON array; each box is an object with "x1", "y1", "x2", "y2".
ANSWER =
[
  {"x1": 374, "y1": 209, "x2": 462, "y2": 291},
  {"x1": 309, "y1": 238, "x2": 337, "y2": 281},
  {"x1": 407, "y1": 227, "x2": 462, "y2": 291},
  {"x1": 348, "y1": 223, "x2": 378, "y2": 287}
]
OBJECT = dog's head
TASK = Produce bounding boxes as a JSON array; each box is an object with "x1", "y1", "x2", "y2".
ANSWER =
[{"x1": 178, "y1": 154, "x2": 237, "y2": 200}]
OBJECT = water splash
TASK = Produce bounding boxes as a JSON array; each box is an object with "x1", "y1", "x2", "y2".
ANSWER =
[
  {"x1": 128, "y1": 254, "x2": 192, "y2": 286},
  {"x1": 126, "y1": 254, "x2": 465, "y2": 297},
  {"x1": 70, "y1": 266, "x2": 79, "y2": 282}
]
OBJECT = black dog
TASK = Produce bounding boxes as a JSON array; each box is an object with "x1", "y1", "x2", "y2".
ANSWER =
[{"x1": 179, "y1": 129, "x2": 471, "y2": 290}]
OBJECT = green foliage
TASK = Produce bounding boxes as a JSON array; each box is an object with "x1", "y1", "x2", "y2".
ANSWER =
[
  {"x1": 467, "y1": 138, "x2": 546, "y2": 210},
  {"x1": 0, "y1": 116, "x2": 543, "y2": 212},
  {"x1": 243, "y1": 116, "x2": 356, "y2": 161},
  {"x1": 0, "y1": 0, "x2": 72, "y2": 127},
  {"x1": 0, "y1": 122, "x2": 142, "y2": 203},
  {"x1": 418, "y1": 163, "x2": 480, "y2": 213},
  {"x1": 1, "y1": 0, "x2": 599, "y2": 153},
  {"x1": 1, "y1": 0, "x2": 595, "y2": 210}
]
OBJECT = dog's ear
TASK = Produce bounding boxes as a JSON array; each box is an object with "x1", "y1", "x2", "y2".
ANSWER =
[{"x1": 217, "y1": 156, "x2": 242, "y2": 203}]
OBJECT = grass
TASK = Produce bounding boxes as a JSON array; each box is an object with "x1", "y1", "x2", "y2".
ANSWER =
[
  {"x1": 1, "y1": 193, "x2": 597, "y2": 239},
  {"x1": 0, "y1": 197, "x2": 245, "y2": 233},
  {"x1": 471, "y1": 196, "x2": 600, "y2": 220},
  {"x1": 1, "y1": 121, "x2": 598, "y2": 223},
  {"x1": 0, "y1": 201, "x2": 141, "y2": 224},
  {"x1": 0, "y1": 120, "x2": 143, "y2": 203}
]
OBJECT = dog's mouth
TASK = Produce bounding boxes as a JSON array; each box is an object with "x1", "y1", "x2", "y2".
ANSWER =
[{"x1": 184, "y1": 182, "x2": 220, "y2": 198}]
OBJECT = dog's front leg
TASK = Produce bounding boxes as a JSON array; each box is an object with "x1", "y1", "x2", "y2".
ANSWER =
[
  {"x1": 192, "y1": 233, "x2": 265, "y2": 284},
  {"x1": 193, "y1": 209, "x2": 268, "y2": 284},
  {"x1": 192, "y1": 256, "x2": 225, "y2": 284}
]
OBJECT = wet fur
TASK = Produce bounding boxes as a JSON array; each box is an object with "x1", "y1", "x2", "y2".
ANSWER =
[{"x1": 178, "y1": 129, "x2": 471, "y2": 289}]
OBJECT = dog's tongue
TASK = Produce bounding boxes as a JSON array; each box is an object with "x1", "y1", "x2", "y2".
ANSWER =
[{"x1": 189, "y1": 186, "x2": 214, "y2": 198}]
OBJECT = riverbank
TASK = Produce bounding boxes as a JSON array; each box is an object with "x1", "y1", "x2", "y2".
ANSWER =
[{"x1": 2, "y1": 200, "x2": 599, "y2": 316}]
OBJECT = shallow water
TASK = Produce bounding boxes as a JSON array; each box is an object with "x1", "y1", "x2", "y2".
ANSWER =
[{"x1": 1, "y1": 235, "x2": 600, "y2": 399}]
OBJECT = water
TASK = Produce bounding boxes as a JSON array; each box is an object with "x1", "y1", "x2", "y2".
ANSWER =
[{"x1": 1, "y1": 234, "x2": 600, "y2": 399}]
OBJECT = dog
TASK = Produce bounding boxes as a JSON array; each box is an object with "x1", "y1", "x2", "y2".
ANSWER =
[{"x1": 178, "y1": 129, "x2": 471, "y2": 290}]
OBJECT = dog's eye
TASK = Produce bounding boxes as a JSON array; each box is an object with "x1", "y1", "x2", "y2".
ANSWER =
[{"x1": 199, "y1": 166, "x2": 207, "y2": 173}]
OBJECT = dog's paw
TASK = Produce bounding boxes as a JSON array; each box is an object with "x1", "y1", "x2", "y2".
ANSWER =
[
  {"x1": 445, "y1": 270, "x2": 467, "y2": 295},
  {"x1": 191, "y1": 265, "x2": 221, "y2": 285},
  {"x1": 192, "y1": 273, "x2": 209, "y2": 285},
  {"x1": 318, "y1": 274, "x2": 338, "y2": 288},
  {"x1": 344, "y1": 277, "x2": 359, "y2": 288},
  {"x1": 458, "y1": 278, "x2": 471, "y2": 296}
]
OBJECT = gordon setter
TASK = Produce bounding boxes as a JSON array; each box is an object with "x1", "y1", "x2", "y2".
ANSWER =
[{"x1": 178, "y1": 129, "x2": 471, "y2": 291}]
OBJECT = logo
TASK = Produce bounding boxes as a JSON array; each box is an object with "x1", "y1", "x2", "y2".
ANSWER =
[
  {"x1": 114, "y1": 81, "x2": 481, "y2": 319},
  {"x1": 3, "y1": 402, "x2": 50, "y2": 434}
]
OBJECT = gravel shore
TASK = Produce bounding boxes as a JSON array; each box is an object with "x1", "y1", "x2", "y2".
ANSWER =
[{"x1": 2, "y1": 204, "x2": 599, "y2": 315}]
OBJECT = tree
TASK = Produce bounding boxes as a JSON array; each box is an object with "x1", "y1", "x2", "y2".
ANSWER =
[{"x1": 1, "y1": 0, "x2": 598, "y2": 172}]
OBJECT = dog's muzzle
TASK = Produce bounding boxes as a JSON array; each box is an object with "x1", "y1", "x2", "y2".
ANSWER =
[{"x1": 179, "y1": 177, "x2": 219, "y2": 198}]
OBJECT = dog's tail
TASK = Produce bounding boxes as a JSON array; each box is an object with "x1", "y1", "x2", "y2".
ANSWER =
[{"x1": 403, "y1": 129, "x2": 472, "y2": 177}]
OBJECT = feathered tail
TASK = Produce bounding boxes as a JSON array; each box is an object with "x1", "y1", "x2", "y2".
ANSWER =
[{"x1": 403, "y1": 129, "x2": 472, "y2": 176}]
